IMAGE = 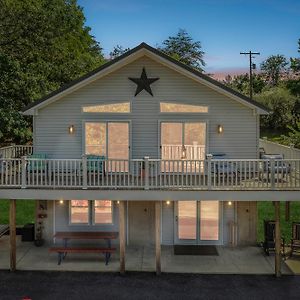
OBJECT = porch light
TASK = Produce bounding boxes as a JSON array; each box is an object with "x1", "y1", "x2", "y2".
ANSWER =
[
  {"x1": 68, "y1": 125, "x2": 75, "y2": 134},
  {"x1": 228, "y1": 201, "x2": 232, "y2": 206},
  {"x1": 166, "y1": 200, "x2": 171, "y2": 205},
  {"x1": 181, "y1": 145, "x2": 187, "y2": 159},
  {"x1": 217, "y1": 125, "x2": 223, "y2": 134},
  {"x1": 59, "y1": 200, "x2": 64, "y2": 205},
  {"x1": 117, "y1": 201, "x2": 120, "y2": 204}
]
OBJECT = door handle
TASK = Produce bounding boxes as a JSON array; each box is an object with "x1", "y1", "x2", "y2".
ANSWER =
[{"x1": 175, "y1": 216, "x2": 178, "y2": 222}]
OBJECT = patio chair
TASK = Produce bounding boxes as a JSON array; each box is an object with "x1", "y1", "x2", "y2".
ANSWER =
[
  {"x1": 263, "y1": 220, "x2": 285, "y2": 256},
  {"x1": 85, "y1": 155, "x2": 106, "y2": 175},
  {"x1": 27, "y1": 153, "x2": 48, "y2": 173},
  {"x1": 290, "y1": 222, "x2": 300, "y2": 257},
  {"x1": 208, "y1": 153, "x2": 238, "y2": 178},
  {"x1": 261, "y1": 154, "x2": 291, "y2": 181}
]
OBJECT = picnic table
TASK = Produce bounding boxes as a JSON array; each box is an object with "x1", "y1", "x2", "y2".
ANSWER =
[{"x1": 50, "y1": 231, "x2": 118, "y2": 265}]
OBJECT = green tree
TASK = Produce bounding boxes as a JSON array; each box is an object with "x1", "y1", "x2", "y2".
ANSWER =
[
  {"x1": 255, "y1": 87, "x2": 298, "y2": 131},
  {"x1": 109, "y1": 45, "x2": 130, "y2": 60},
  {"x1": 281, "y1": 121, "x2": 300, "y2": 148},
  {"x1": 223, "y1": 73, "x2": 266, "y2": 96},
  {"x1": 260, "y1": 55, "x2": 288, "y2": 86},
  {"x1": 0, "y1": 0, "x2": 104, "y2": 145},
  {"x1": 290, "y1": 39, "x2": 300, "y2": 73},
  {"x1": 159, "y1": 29, "x2": 205, "y2": 71}
]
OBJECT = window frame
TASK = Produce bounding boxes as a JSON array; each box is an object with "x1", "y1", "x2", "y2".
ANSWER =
[
  {"x1": 92, "y1": 200, "x2": 114, "y2": 225},
  {"x1": 159, "y1": 101, "x2": 209, "y2": 114},
  {"x1": 81, "y1": 101, "x2": 131, "y2": 114},
  {"x1": 69, "y1": 200, "x2": 114, "y2": 226},
  {"x1": 69, "y1": 200, "x2": 91, "y2": 226}
]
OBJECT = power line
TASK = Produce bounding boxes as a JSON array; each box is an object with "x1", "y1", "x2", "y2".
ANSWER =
[{"x1": 240, "y1": 51, "x2": 260, "y2": 99}]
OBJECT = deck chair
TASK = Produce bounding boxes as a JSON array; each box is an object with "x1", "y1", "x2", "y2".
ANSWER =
[
  {"x1": 290, "y1": 222, "x2": 300, "y2": 257},
  {"x1": 261, "y1": 154, "x2": 291, "y2": 180},
  {"x1": 85, "y1": 155, "x2": 106, "y2": 175},
  {"x1": 209, "y1": 153, "x2": 238, "y2": 178},
  {"x1": 27, "y1": 153, "x2": 48, "y2": 172},
  {"x1": 263, "y1": 220, "x2": 285, "y2": 256}
]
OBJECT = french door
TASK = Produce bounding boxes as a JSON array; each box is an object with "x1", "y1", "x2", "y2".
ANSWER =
[
  {"x1": 175, "y1": 201, "x2": 221, "y2": 245},
  {"x1": 84, "y1": 121, "x2": 129, "y2": 171},
  {"x1": 161, "y1": 122, "x2": 206, "y2": 161}
]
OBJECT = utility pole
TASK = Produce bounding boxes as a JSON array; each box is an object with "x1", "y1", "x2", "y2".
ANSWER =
[{"x1": 240, "y1": 51, "x2": 260, "y2": 99}]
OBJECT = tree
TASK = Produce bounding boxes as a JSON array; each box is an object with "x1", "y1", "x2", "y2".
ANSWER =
[
  {"x1": 0, "y1": 0, "x2": 104, "y2": 145},
  {"x1": 255, "y1": 87, "x2": 298, "y2": 131},
  {"x1": 223, "y1": 73, "x2": 266, "y2": 96},
  {"x1": 290, "y1": 39, "x2": 300, "y2": 73},
  {"x1": 159, "y1": 29, "x2": 205, "y2": 71},
  {"x1": 260, "y1": 55, "x2": 288, "y2": 86},
  {"x1": 109, "y1": 45, "x2": 130, "y2": 60},
  {"x1": 281, "y1": 121, "x2": 300, "y2": 148}
]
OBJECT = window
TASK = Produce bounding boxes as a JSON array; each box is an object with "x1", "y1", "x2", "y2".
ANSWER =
[
  {"x1": 83, "y1": 102, "x2": 130, "y2": 113},
  {"x1": 160, "y1": 102, "x2": 208, "y2": 113},
  {"x1": 70, "y1": 200, "x2": 89, "y2": 224},
  {"x1": 94, "y1": 200, "x2": 113, "y2": 224},
  {"x1": 69, "y1": 200, "x2": 113, "y2": 225}
]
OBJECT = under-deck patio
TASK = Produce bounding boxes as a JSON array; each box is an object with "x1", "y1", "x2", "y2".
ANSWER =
[{"x1": 0, "y1": 235, "x2": 295, "y2": 274}]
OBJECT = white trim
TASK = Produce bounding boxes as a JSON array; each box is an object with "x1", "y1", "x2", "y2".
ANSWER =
[{"x1": 23, "y1": 47, "x2": 268, "y2": 115}]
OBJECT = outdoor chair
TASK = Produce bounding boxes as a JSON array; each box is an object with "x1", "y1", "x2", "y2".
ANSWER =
[
  {"x1": 263, "y1": 220, "x2": 285, "y2": 256},
  {"x1": 27, "y1": 153, "x2": 48, "y2": 173},
  {"x1": 84, "y1": 155, "x2": 106, "y2": 175},
  {"x1": 290, "y1": 222, "x2": 300, "y2": 257},
  {"x1": 208, "y1": 153, "x2": 238, "y2": 178},
  {"x1": 261, "y1": 154, "x2": 291, "y2": 181}
]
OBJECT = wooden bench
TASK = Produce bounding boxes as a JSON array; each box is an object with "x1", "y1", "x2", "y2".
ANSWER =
[{"x1": 49, "y1": 247, "x2": 116, "y2": 265}]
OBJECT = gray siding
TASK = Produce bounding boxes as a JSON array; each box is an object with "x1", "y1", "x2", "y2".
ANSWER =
[{"x1": 34, "y1": 56, "x2": 258, "y2": 159}]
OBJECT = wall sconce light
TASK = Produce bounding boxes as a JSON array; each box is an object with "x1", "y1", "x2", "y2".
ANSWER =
[
  {"x1": 181, "y1": 145, "x2": 187, "y2": 159},
  {"x1": 228, "y1": 201, "x2": 232, "y2": 206},
  {"x1": 117, "y1": 201, "x2": 120, "y2": 204},
  {"x1": 59, "y1": 200, "x2": 64, "y2": 205},
  {"x1": 217, "y1": 125, "x2": 223, "y2": 134},
  {"x1": 166, "y1": 200, "x2": 171, "y2": 205},
  {"x1": 68, "y1": 125, "x2": 75, "y2": 134}
]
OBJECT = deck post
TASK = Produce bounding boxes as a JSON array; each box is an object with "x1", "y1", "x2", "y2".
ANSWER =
[
  {"x1": 144, "y1": 156, "x2": 149, "y2": 190},
  {"x1": 82, "y1": 155, "x2": 87, "y2": 189},
  {"x1": 275, "y1": 201, "x2": 281, "y2": 277},
  {"x1": 119, "y1": 201, "x2": 126, "y2": 274},
  {"x1": 9, "y1": 199, "x2": 16, "y2": 271},
  {"x1": 207, "y1": 154, "x2": 212, "y2": 190},
  {"x1": 155, "y1": 201, "x2": 161, "y2": 275},
  {"x1": 21, "y1": 156, "x2": 27, "y2": 189}
]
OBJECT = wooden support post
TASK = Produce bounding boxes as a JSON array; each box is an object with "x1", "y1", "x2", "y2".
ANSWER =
[
  {"x1": 275, "y1": 201, "x2": 281, "y2": 277},
  {"x1": 155, "y1": 201, "x2": 161, "y2": 275},
  {"x1": 285, "y1": 201, "x2": 290, "y2": 222},
  {"x1": 9, "y1": 199, "x2": 16, "y2": 272},
  {"x1": 119, "y1": 201, "x2": 125, "y2": 275}
]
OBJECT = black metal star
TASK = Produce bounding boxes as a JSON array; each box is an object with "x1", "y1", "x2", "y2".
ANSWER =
[{"x1": 129, "y1": 67, "x2": 159, "y2": 96}]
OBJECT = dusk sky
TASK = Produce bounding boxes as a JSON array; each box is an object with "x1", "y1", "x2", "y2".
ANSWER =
[{"x1": 78, "y1": 0, "x2": 300, "y2": 76}]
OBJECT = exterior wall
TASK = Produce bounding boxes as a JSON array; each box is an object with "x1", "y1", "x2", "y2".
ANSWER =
[
  {"x1": 43, "y1": 200, "x2": 234, "y2": 246},
  {"x1": 34, "y1": 56, "x2": 258, "y2": 159}
]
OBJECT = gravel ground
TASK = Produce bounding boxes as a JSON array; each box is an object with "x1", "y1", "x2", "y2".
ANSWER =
[{"x1": 0, "y1": 271, "x2": 300, "y2": 300}]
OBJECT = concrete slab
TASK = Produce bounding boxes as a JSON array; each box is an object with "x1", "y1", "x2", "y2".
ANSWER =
[{"x1": 0, "y1": 236, "x2": 293, "y2": 274}]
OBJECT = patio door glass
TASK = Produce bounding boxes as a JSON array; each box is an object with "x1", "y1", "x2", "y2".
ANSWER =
[
  {"x1": 85, "y1": 122, "x2": 129, "y2": 171},
  {"x1": 161, "y1": 122, "x2": 206, "y2": 161},
  {"x1": 176, "y1": 201, "x2": 220, "y2": 244}
]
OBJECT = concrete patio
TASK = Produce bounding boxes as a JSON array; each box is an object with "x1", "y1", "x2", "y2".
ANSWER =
[{"x1": 0, "y1": 236, "x2": 295, "y2": 274}]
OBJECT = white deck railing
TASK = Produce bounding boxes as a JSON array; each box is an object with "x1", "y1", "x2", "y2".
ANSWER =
[
  {"x1": 0, "y1": 156, "x2": 299, "y2": 190},
  {"x1": 0, "y1": 145, "x2": 33, "y2": 159}
]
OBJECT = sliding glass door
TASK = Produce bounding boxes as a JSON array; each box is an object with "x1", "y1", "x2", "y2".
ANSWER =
[
  {"x1": 161, "y1": 122, "x2": 206, "y2": 161},
  {"x1": 85, "y1": 122, "x2": 129, "y2": 171},
  {"x1": 175, "y1": 201, "x2": 221, "y2": 245}
]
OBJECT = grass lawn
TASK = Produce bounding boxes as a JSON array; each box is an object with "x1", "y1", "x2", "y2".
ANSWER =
[
  {"x1": 257, "y1": 201, "x2": 300, "y2": 243},
  {"x1": 0, "y1": 200, "x2": 35, "y2": 225}
]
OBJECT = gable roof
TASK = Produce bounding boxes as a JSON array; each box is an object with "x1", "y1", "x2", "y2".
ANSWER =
[{"x1": 22, "y1": 42, "x2": 269, "y2": 115}]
